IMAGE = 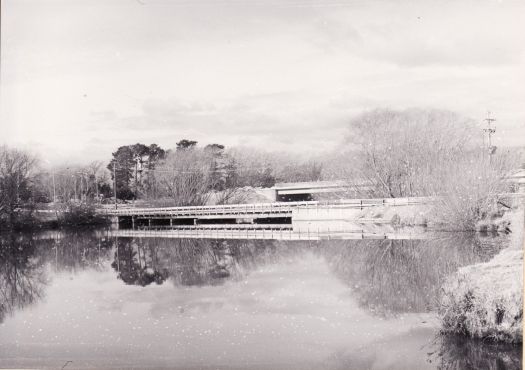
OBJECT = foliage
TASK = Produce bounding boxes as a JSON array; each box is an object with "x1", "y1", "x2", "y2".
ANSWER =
[
  {"x1": 154, "y1": 147, "x2": 214, "y2": 206},
  {"x1": 102, "y1": 141, "x2": 324, "y2": 204},
  {"x1": 57, "y1": 203, "x2": 109, "y2": 226},
  {"x1": 439, "y1": 247, "x2": 523, "y2": 343},
  {"x1": 430, "y1": 150, "x2": 518, "y2": 230},
  {"x1": 176, "y1": 139, "x2": 198, "y2": 150},
  {"x1": 36, "y1": 161, "x2": 110, "y2": 204},
  {"x1": 347, "y1": 108, "x2": 475, "y2": 197},
  {"x1": 151, "y1": 142, "x2": 248, "y2": 206},
  {"x1": 346, "y1": 108, "x2": 517, "y2": 229},
  {"x1": 107, "y1": 143, "x2": 166, "y2": 200},
  {"x1": 0, "y1": 146, "x2": 38, "y2": 226},
  {"x1": 276, "y1": 160, "x2": 323, "y2": 183},
  {"x1": 227, "y1": 147, "x2": 323, "y2": 187},
  {"x1": 224, "y1": 147, "x2": 276, "y2": 187}
]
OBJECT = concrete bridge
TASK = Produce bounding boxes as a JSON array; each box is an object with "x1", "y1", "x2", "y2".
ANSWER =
[
  {"x1": 267, "y1": 171, "x2": 525, "y2": 201},
  {"x1": 260, "y1": 180, "x2": 372, "y2": 202},
  {"x1": 101, "y1": 197, "x2": 430, "y2": 231}
]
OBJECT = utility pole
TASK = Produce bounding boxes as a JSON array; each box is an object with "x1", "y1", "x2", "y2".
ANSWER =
[
  {"x1": 134, "y1": 155, "x2": 139, "y2": 206},
  {"x1": 79, "y1": 173, "x2": 84, "y2": 203},
  {"x1": 52, "y1": 172, "x2": 56, "y2": 203},
  {"x1": 113, "y1": 161, "x2": 118, "y2": 209},
  {"x1": 483, "y1": 111, "x2": 496, "y2": 156},
  {"x1": 74, "y1": 175, "x2": 78, "y2": 202},
  {"x1": 16, "y1": 172, "x2": 20, "y2": 204},
  {"x1": 94, "y1": 173, "x2": 99, "y2": 203}
]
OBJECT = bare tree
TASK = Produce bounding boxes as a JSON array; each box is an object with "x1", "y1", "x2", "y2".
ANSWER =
[
  {"x1": 430, "y1": 150, "x2": 518, "y2": 230},
  {"x1": 0, "y1": 146, "x2": 38, "y2": 224},
  {"x1": 86, "y1": 160, "x2": 105, "y2": 202},
  {"x1": 345, "y1": 108, "x2": 517, "y2": 229},
  {"x1": 345, "y1": 108, "x2": 476, "y2": 197},
  {"x1": 155, "y1": 148, "x2": 212, "y2": 206}
]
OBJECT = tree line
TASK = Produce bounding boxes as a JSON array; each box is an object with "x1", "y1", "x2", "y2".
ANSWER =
[
  {"x1": 105, "y1": 139, "x2": 323, "y2": 206},
  {"x1": 1, "y1": 108, "x2": 522, "y2": 230},
  {"x1": 0, "y1": 139, "x2": 323, "y2": 227}
]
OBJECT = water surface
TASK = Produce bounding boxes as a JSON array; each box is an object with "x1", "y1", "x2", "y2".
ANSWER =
[{"x1": 0, "y1": 230, "x2": 521, "y2": 369}]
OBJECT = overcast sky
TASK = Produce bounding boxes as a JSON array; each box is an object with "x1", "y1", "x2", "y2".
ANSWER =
[{"x1": 1, "y1": 0, "x2": 524, "y2": 165}]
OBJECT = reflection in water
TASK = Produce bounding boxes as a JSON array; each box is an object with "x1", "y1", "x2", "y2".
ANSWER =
[
  {"x1": 0, "y1": 233, "x2": 47, "y2": 324},
  {"x1": 324, "y1": 235, "x2": 507, "y2": 316},
  {"x1": 0, "y1": 229, "x2": 519, "y2": 369},
  {"x1": 432, "y1": 335, "x2": 522, "y2": 370},
  {"x1": 111, "y1": 237, "x2": 168, "y2": 286},
  {"x1": 110, "y1": 234, "x2": 507, "y2": 317},
  {"x1": 111, "y1": 237, "x2": 288, "y2": 287},
  {"x1": 0, "y1": 230, "x2": 112, "y2": 323}
]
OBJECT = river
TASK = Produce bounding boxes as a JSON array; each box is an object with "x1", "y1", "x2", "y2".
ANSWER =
[{"x1": 0, "y1": 229, "x2": 521, "y2": 369}]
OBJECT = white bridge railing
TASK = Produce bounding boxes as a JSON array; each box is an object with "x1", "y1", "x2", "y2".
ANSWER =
[{"x1": 99, "y1": 197, "x2": 433, "y2": 218}]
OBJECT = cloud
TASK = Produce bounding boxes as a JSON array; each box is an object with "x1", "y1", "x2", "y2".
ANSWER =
[
  {"x1": 1, "y1": 0, "x2": 524, "y2": 164},
  {"x1": 106, "y1": 92, "x2": 352, "y2": 154},
  {"x1": 305, "y1": 1, "x2": 525, "y2": 67}
]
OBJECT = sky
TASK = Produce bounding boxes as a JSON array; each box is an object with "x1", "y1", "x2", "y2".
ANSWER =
[{"x1": 1, "y1": 0, "x2": 524, "y2": 165}]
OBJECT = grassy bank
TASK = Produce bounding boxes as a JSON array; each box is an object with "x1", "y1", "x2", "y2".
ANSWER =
[
  {"x1": 55, "y1": 203, "x2": 109, "y2": 227},
  {"x1": 353, "y1": 199, "x2": 521, "y2": 232},
  {"x1": 0, "y1": 203, "x2": 110, "y2": 231},
  {"x1": 438, "y1": 209, "x2": 524, "y2": 343}
]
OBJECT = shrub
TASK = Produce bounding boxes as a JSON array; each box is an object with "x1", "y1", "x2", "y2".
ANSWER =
[
  {"x1": 439, "y1": 248, "x2": 523, "y2": 343},
  {"x1": 58, "y1": 203, "x2": 108, "y2": 226},
  {"x1": 345, "y1": 108, "x2": 518, "y2": 230}
]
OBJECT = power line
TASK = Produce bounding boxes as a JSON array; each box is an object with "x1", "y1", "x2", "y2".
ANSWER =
[{"x1": 483, "y1": 111, "x2": 496, "y2": 155}]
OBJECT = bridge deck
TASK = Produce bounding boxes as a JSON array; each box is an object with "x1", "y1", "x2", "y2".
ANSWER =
[{"x1": 100, "y1": 197, "x2": 432, "y2": 218}]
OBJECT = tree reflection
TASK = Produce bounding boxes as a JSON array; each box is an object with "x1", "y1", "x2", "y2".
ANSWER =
[
  {"x1": 111, "y1": 237, "x2": 168, "y2": 286},
  {"x1": 41, "y1": 230, "x2": 113, "y2": 272},
  {"x1": 0, "y1": 233, "x2": 47, "y2": 323},
  {"x1": 0, "y1": 230, "x2": 114, "y2": 322},
  {"x1": 431, "y1": 335, "x2": 522, "y2": 370},
  {"x1": 110, "y1": 237, "x2": 297, "y2": 287},
  {"x1": 109, "y1": 233, "x2": 506, "y2": 317},
  {"x1": 321, "y1": 234, "x2": 507, "y2": 316}
]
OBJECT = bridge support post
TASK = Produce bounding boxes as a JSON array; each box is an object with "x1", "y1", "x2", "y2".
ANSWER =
[
  {"x1": 170, "y1": 219, "x2": 173, "y2": 227},
  {"x1": 132, "y1": 216, "x2": 135, "y2": 230},
  {"x1": 148, "y1": 219, "x2": 152, "y2": 228}
]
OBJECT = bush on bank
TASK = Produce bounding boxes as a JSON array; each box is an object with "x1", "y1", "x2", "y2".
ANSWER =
[
  {"x1": 57, "y1": 203, "x2": 109, "y2": 227},
  {"x1": 438, "y1": 210, "x2": 524, "y2": 343},
  {"x1": 344, "y1": 108, "x2": 520, "y2": 231},
  {"x1": 439, "y1": 249, "x2": 523, "y2": 343}
]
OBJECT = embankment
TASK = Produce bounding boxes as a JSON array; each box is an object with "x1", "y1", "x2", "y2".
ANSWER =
[
  {"x1": 3, "y1": 204, "x2": 110, "y2": 230},
  {"x1": 438, "y1": 208, "x2": 524, "y2": 343}
]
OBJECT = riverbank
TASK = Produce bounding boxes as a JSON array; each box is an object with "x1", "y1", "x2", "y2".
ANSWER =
[
  {"x1": 0, "y1": 204, "x2": 110, "y2": 231},
  {"x1": 356, "y1": 197, "x2": 524, "y2": 233},
  {"x1": 438, "y1": 208, "x2": 524, "y2": 343}
]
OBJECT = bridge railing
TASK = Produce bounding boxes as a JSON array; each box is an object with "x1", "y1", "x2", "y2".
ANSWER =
[
  {"x1": 100, "y1": 200, "x2": 315, "y2": 216},
  {"x1": 98, "y1": 197, "x2": 433, "y2": 217}
]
